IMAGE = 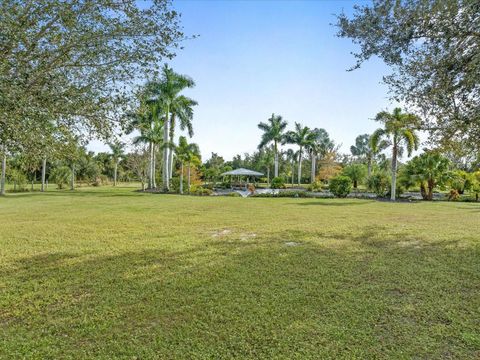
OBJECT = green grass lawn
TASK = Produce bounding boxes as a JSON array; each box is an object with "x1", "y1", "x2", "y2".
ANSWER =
[{"x1": 1, "y1": 186, "x2": 479, "y2": 358}]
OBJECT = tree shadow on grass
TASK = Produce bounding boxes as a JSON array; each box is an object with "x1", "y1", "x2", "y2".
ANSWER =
[{"x1": 1, "y1": 230, "x2": 479, "y2": 359}]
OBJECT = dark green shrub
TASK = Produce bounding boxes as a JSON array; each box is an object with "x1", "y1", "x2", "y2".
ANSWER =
[
  {"x1": 270, "y1": 177, "x2": 286, "y2": 189},
  {"x1": 329, "y1": 175, "x2": 352, "y2": 198},
  {"x1": 367, "y1": 173, "x2": 389, "y2": 197}
]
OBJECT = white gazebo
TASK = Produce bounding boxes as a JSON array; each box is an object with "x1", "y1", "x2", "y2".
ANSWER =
[{"x1": 221, "y1": 168, "x2": 264, "y2": 189}]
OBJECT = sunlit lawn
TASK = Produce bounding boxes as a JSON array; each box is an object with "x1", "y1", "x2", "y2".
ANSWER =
[{"x1": 1, "y1": 186, "x2": 479, "y2": 358}]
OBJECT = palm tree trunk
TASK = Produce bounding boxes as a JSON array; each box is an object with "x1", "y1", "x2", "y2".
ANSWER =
[
  {"x1": 168, "y1": 115, "x2": 176, "y2": 180},
  {"x1": 148, "y1": 142, "x2": 153, "y2": 189},
  {"x1": 187, "y1": 162, "x2": 191, "y2": 192},
  {"x1": 163, "y1": 109, "x2": 170, "y2": 191},
  {"x1": 367, "y1": 157, "x2": 372, "y2": 177},
  {"x1": 297, "y1": 149, "x2": 302, "y2": 186},
  {"x1": 41, "y1": 157, "x2": 46, "y2": 192},
  {"x1": 113, "y1": 162, "x2": 118, "y2": 186},
  {"x1": 390, "y1": 144, "x2": 397, "y2": 201},
  {"x1": 310, "y1": 154, "x2": 316, "y2": 183},
  {"x1": 70, "y1": 165, "x2": 75, "y2": 190},
  {"x1": 0, "y1": 150, "x2": 6, "y2": 196},
  {"x1": 291, "y1": 162, "x2": 295, "y2": 187},
  {"x1": 274, "y1": 142, "x2": 279, "y2": 178},
  {"x1": 267, "y1": 167, "x2": 270, "y2": 185},
  {"x1": 152, "y1": 146, "x2": 157, "y2": 189},
  {"x1": 179, "y1": 162, "x2": 184, "y2": 194}
]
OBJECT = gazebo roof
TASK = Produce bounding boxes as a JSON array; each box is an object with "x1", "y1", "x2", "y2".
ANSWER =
[{"x1": 221, "y1": 168, "x2": 264, "y2": 176}]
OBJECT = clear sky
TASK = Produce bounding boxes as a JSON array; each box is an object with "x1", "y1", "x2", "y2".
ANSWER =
[{"x1": 89, "y1": 0, "x2": 396, "y2": 160}]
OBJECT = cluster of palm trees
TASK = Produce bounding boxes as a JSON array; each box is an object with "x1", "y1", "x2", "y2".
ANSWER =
[
  {"x1": 127, "y1": 65, "x2": 200, "y2": 192},
  {"x1": 257, "y1": 114, "x2": 335, "y2": 185},
  {"x1": 257, "y1": 108, "x2": 421, "y2": 200}
]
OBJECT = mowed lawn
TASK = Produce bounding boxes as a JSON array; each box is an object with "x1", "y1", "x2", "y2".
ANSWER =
[{"x1": 1, "y1": 187, "x2": 479, "y2": 359}]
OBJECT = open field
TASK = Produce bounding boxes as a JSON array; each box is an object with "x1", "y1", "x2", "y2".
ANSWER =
[{"x1": 1, "y1": 186, "x2": 479, "y2": 358}]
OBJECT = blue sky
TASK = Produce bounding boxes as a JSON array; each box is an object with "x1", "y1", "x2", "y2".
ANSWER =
[{"x1": 90, "y1": 0, "x2": 396, "y2": 160}]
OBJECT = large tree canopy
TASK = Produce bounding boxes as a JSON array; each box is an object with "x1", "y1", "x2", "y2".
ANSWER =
[
  {"x1": 0, "y1": 0, "x2": 184, "y2": 150},
  {"x1": 336, "y1": 0, "x2": 480, "y2": 156}
]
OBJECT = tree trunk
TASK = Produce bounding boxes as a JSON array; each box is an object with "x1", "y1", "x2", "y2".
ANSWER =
[
  {"x1": 274, "y1": 142, "x2": 279, "y2": 178},
  {"x1": 367, "y1": 157, "x2": 372, "y2": 177},
  {"x1": 297, "y1": 149, "x2": 303, "y2": 186},
  {"x1": 267, "y1": 167, "x2": 270, "y2": 185},
  {"x1": 152, "y1": 146, "x2": 157, "y2": 188},
  {"x1": 162, "y1": 109, "x2": 170, "y2": 191},
  {"x1": 41, "y1": 157, "x2": 46, "y2": 192},
  {"x1": 70, "y1": 165, "x2": 75, "y2": 190},
  {"x1": 113, "y1": 162, "x2": 118, "y2": 186},
  {"x1": 168, "y1": 115, "x2": 176, "y2": 180},
  {"x1": 187, "y1": 162, "x2": 191, "y2": 192},
  {"x1": 310, "y1": 153, "x2": 316, "y2": 183},
  {"x1": 390, "y1": 143, "x2": 397, "y2": 201},
  {"x1": 148, "y1": 142, "x2": 153, "y2": 189},
  {"x1": 291, "y1": 163, "x2": 295, "y2": 187},
  {"x1": 427, "y1": 179, "x2": 434, "y2": 201},
  {"x1": 0, "y1": 151, "x2": 6, "y2": 196},
  {"x1": 179, "y1": 162, "x2": 184, "y2": 194}
]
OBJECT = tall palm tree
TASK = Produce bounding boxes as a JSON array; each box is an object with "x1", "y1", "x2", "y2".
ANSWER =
[
  {"x1": 285, "y1": 123, "x2": 317, "y2": 185},
  {"x1": 371, "y1": 108, "x2": 420, "y2": 200},
  {"x1": 175, "y1": 136, "x2": 200, "y2": 194},
  {"x1": 126, "y1": 99, "x2": 163, "y2": 189},
  {"x1": 147, "y1": 65, "x2": 196, "y2": 191},
  {"x1": 108, "y1": 141, "x2": 125, "y2": 186},
  {"x1": 258, "y1": 113, "x2": 288, "y2": 178},
  {"x1": 168, "y1": 95, "x2": 197, "y2": 182}
]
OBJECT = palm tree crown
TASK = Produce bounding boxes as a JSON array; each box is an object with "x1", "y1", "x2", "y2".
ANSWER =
[{"x1": 258, "y1": 113, "x2": 288, "y2": 178}]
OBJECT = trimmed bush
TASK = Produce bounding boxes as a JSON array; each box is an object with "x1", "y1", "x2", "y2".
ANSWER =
[
  {"x1": 329, "y1": 175, "x2": 352, "y2": 198},
  {"x1": 270, "y1": 177, "x2": 286, "y2": 189}
]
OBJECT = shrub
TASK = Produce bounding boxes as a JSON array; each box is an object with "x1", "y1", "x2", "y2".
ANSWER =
[
  {"x1": 251, "y1": 191, "x2": 309, "y2": 198},
  {"x1": 50, "y1": 166, "x2": 71, "y2": 189},
  {"x1": 342, "y1": 163, "x2": 367, "y2": 189},
  {"x1": 7, "y1": 169, "x2": 28, "y2": 192},
  {"x1": 367, "y1": 173, "x2": 390, "y2": 197},
  {"x1": 307, "y1": 180, "x2": 323, "y2": 192},
  {"x1": 270, "y1": 177, "x2": 285, "y2": 189},
  {"x1": 189, "y1": 185, "x2": 213, "y2": 196},
  {"x1": 329, "y1": 175, "x2": 352, "y2": 198}
]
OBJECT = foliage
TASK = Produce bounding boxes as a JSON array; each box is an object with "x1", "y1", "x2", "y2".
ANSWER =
[
  {"x1": 189, "y1": 185, "x2": 213, "y2": 196},
  {"x1": 336, "y1": 0, "x2": 480, "y2": 154},
  {"x1": 401, "y1": 152, "x2": 451, "y2": 200},
  {"x1": 342, "y1": 163, "x2": 367, "y2": 189},
  {"x1": 0, "y1": 0, "x2": 184, "y2": 154},
  {"x1": 371, "y1": 107, "x2": 420, "y2": 200},
  {"x1": 251, "y1": 190, "x2": 310, "y2": 198},
  {"x1": 317, "y1": 151, "x2": 342, "y2": 182},
  {"x1": 367, "y1": 172, "x2": 390, "y2": 197},
  {"x1": 270, "y1": 177, "x2": 286, "y2": 189},
  {"x1": 307, "y1": 181, "x2": 324, "y2": 192},
  {"x1": 329, "y1": 175, "x2": 352, "y2": 198},
  {"x1": 50, "y1": 166, "x2": 71, "y2": 189}
]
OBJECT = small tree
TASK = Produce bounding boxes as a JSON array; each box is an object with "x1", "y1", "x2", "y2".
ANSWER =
[
  {"x1": 342, "y1": 163, "x2": 367, "y2": 190},
  {"x1": 401, "y1": 152, "x2": 451, "y2": 200}
]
